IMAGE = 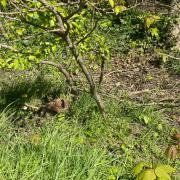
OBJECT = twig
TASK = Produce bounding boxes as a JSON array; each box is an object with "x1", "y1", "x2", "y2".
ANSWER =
[
  {"x1": 38, "y1": 0, "x2": 66, "y2": 35},
  {"x1": 158, "y1": 52, "x2": 180, "y2": 60},
  {"x1": 137, "y1": 102, "x2": 180, "y2": 108},
  {"x1": 40, "y1": 60, "x2": 74, "y2": 84},
  {"x1": 75, "y1": 20, "x2": 98, "y2": 45},
  {"x1": 0, "y1": 44, "x2": 18, "y2": 52},
  {"x1": 104, "y1": 70, "x2": 126, "y2": 78},
  {"x1": 7, "y1": 29, "x2": 62, "y2": 43},
  {"x1": 24, "y1": 103, "x2": 39, "y2": 110},
  {"x1": 129, "y1": 89, "x2": 152, "y2": 96},
  {"x1": 65, "y1": 0, "x2": 84, "y2": 20}
]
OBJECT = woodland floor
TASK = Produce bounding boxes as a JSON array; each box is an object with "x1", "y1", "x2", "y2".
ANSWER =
[
  {"x1": 102, "y1": 54, "x2": 180, "y2": 125},
  {"x1": 0, "y1": 53, "x2": 179, "y2": 133},
  {"x1": 0, "y1": 53, "x2": 179, "y2": 179}
]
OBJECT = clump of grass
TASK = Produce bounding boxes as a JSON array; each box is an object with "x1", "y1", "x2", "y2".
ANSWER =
[{"x1": 0, "y1": 110, "x2": 114, "y2": 180}]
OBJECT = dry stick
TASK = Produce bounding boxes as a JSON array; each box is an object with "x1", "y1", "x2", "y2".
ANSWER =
[
  {"x1": 104, "y1": 70, "x2": 126, "y2": 78},
  {"x1": 136, "y1": 102, "x2": 180, "y2": 108},
  {"x1": 0, "y1": 15, "x2": 21, "y2": 22},
  {"x1": 102, "y1": 92, "x2": 180, "y2": 108},
  {"x1": 0, "y1": 8, "x2": 46, "y2": 15},
  {"x1": 0, "y1": 44, "x2": 19, "y2": 52},
  {"x1": 129, "y1": 89, "x2": 152, "y2": 96},
  {"x1": 38, "y1": 0, "x2": 105, "y2": 114},
  {"x1": 24, "y1": 103, "x2": 39, "y2": 111}
]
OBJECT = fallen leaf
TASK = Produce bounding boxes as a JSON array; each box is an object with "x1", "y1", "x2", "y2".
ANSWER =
[
  {"x1": 165, "y1": 145, "x2": 178, "y2": 160},
  {"x1": 173, "y1": 133, "x2": 180, "y2": 140}
]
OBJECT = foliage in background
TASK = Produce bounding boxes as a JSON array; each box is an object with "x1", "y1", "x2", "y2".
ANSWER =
[{"x1": 99, "y1": 9, "x2": 176, "y2": 54}]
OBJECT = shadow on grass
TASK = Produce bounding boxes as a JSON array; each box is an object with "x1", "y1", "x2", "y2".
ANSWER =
[{"x1": 0, "y1": 73, "x2": 66, "y2": 111}]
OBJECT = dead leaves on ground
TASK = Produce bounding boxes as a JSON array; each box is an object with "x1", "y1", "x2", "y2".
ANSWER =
[{"x1": 165, "y1": 133, "x2": 180, "y2": 160}]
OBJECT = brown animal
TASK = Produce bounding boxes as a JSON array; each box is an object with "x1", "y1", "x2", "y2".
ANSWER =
[
  {"x1": 46, "y1": 98, "x2": 69, "y2": 113},
  {"x1": 23, "y1": 98, "x2": 69, "y2": 117}
]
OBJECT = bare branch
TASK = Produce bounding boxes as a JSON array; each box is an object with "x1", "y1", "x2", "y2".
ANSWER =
[
  {"x1": 40, "y1": 60, "x2": 73, "y2": 83},
  {"x1": 0, "y1": 7, "x2": 46, "y2": 16},
  {"x1": 56, "y1": 1, "x2": 80, "y2": 6},
  {"x1": 40, "y1": 60, "x2": 78, "y2": 94},
  {"x1": 0, "y1": 44, "x2": 19, "y2": 52},
  {"x1": 7, "y1": 29, "x2": 62, "y2": 43},
  {"x1": 0, "y1": 15, "x2": 21, "y2": 21}
]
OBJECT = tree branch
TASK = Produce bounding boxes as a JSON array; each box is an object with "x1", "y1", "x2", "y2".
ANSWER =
[
  {"x1": 65, "y1": 0, "x2": 84, "y2": 20},
  {"x1": 0, "y1": 44, "x2": 19, "y2": 52},
  {"x1": 40, "y1": 60, "x2": 78, "y2": 94},
  {"x1": 40, "y1": 60, "x2": 73, "y2": 83},
  {"x1": 75, "y1": 20, "x2": 98, "y2": 45},
  {"x1": 38, "y1": 0, "x2": 66, "y2": 35}
]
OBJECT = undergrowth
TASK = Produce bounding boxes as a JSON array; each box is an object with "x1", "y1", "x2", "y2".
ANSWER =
[{"x1": 0, "y1": 91, "x2": 179, "y2": 179}]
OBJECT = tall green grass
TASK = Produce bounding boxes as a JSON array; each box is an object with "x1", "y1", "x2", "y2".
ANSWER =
[{"x1": 0, "y1": 110, "x2": 114, "y2": 180}]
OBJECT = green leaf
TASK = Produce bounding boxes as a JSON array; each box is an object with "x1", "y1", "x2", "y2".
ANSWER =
[
  {"x1": 1, "y1": 0, "x2": 7, "y2": 8},
  {"x1": 108, "y1": 175, "x2": 116, "y2": 180},
  {"x1": 144, "y1": 116, "x2": 150, "y2": 124},
  {"x1": 114, "y1": 6, "x2": 121, "y2": 15},
  {"x1": 52, "y1": 45, "x2": 57, "y2": 52},
  {"x1": 145, "y1": 15, "x2": 160, "y2": 28},
  {"x1": 16, "y1": 29, "x2": 25, "y2": 35},
  {"x1": 155, "y1": 165, "x2": 173, "y2": 180},
  {"x1": 109, "y1": 166, "x2": 119, "y2": 175},
  {"x1": 28, "y1": 55, "x2": 36, "y2": 61},
  {"x1": 151, "y1": 15, "x2": 160, "y2": 21},
  {"x1": 157, "y1": 124, "x2": 163, "y2": 131},
  {"x1": 145, "y1": 18, "x2": 153, "y2": 28},
  {"x1": 13, "y1": 59, "x2": 19, "y2": 70},
  {"x1": 108, "y1": 0, "x2": 115, "y2": 8},
  {"x1": 136, "y1": 169, "x2": 156, "y2": 180},
  {"x1": 162, "y1": 54, "x2": 168, "y2": 63},
  {"x1": 49, "y1": 19, "x2": 55, "y2": 27},
  {"x1": 100, "y1": 20, "x2": 112, "y2": 28},
  {"x1": 35, "y1": 2, "x2": 42, "y2": 8},
  {"x1": 133, "y1": 162, "x2": 146, "y2": 176},
  {"x1": 139, "y1": 115, "x2": 151, "y2": 124},
  {"x1": 156, "y1": 165, "x2": 175, "y2": 175},
  {"x1": 150, "y1": 28, "x2": 159, "y2": 38},
  {"x1": 33, "y1": 12, "x2": 39, "y2": 19},
  {"x1": 133, "y1": 162, "x2": 152, "y2": 176},
  {"x1": 27, "y1": 13, "x2": 34, "y2": 18}
]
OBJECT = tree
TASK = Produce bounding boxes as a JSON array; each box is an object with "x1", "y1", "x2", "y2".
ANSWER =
[
  {"x1": 0, "y1": 0, "x2": 119, "y2": 114},
  {"x1": 4, "y1": 0, "x2": 175, "y2": 114}
]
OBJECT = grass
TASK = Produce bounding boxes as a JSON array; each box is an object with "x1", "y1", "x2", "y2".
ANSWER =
[
  {"x1": 0, "y1": 101, "x2": 179, "y2": 179},
  {"x1": 0, "y1": 110, "x2": 113, "y2": 180},
  {"x1": 0, "y1": 69, "x2": 179, "y2": 179}
]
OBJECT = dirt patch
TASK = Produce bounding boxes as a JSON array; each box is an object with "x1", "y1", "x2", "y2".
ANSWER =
[{"x1": 102, "y1": 54, "x2": 180, "y2": 123}]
